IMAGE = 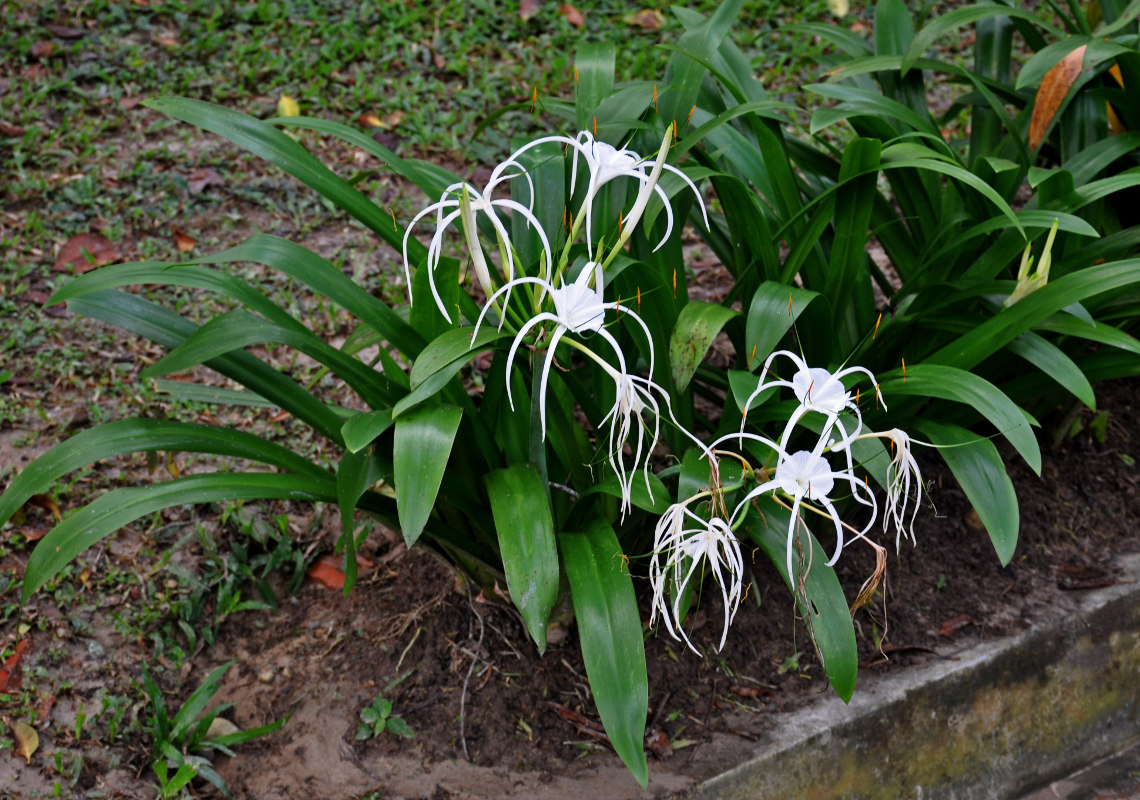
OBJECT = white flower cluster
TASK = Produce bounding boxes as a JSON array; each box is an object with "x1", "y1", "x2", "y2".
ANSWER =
[{"x1": 402, "y1": 128, "x2": 924, "y2": 657}]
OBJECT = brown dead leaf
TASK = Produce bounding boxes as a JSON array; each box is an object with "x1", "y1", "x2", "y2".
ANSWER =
[
  {"x1": 558, "y1": 3, "x2": 585, "y2": 26},
  {"x1": 153, "y1": 31, "x2": 179, "y2": 47},
  {"x1": 119, "y1": 96, "x2": 141, "y2": 111},
  {"x1": 171, "y1": 227, "x2": 196, "y2": 253},
  {"x1": 31, "y1": 41, "x2": 56, "y2": 59},
  {"x1": 357, "y1": 112, "x2": 384, "y2": 128},
  {"x1": 520, "y1": 0, "x2": 541, "y2": 21},
  {"x1": 54, "y1": 232, "x2": 120, "y2": 273},
  {"x1": 28, "y1": 494, "x2": 61, "y2": 522},
  {"x1": 938, "y1": 614, "x2": 976, "y2": 637},
  {"x1": 0, "y1": 120, "x2": 27, "y2": 137},
  {"x1": 624, "y1": 9, "x2": 664, "y2": 30},
  {"x1": 46, "y1": 23, "x2": 85, "y2": 39},
  {"x1": 22, "y1": 290, "x2": 51, "y2": 305},
  {"x1": 186, "y1": 167, "x2": 224, "y2": 195},
  {"x1": 14, "y1": 721, "x2": 38, "y2": 764},
  {"x1": 1030, "y1": 44, "x2": 1086, "y2": 150},
  {"x1": 307, "y1": 557, "x2": 346, "y2": 590},
  {"x1": 0, "y1": 640, "x2": 28, "y2": 693}
]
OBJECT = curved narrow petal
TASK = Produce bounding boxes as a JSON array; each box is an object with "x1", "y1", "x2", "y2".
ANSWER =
[
  {"x1": 663, "y1": 162, "x2": 710, "y2": 230},
  {"x1": 504, "y1": 312, "x2": 558, "y2": 412},
  {"x1": 536, "y1": 326, "x2": 568, "y2": 438}
]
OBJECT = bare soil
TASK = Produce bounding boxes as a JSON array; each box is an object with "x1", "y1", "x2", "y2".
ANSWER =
[{"x1": 1, "y1": 374, "x2": 1137, "y2": 799}]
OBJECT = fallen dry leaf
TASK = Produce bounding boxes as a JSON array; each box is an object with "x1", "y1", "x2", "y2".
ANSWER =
[
  {"x1": 14, "y1": 721, "x2": 38, "y2": 764},
  {"x1": 0, "y1": 640, "x2": 28, "y2": 693},
  {"x1": 22, "y1": 290, "x2": 51, "y2": 305},
  {"x1": 938, "y1": 614, "x2": 976, "y2": 637},
  {"x1": 624, "y1": 9, "x2": 664, "y2": 30},
  {"x1": 119, "y1": 96, "x2": 141, "y2": 111},
  {"x1": 0, "y1": 121, "x2": 27, "y2": 137},
  {"x1": 153, "y1": 31, "x2": 179, "y2": 47},
  {"x1": 357, "y1": 112, "x2": 384, "y2": 128},
  {"x1": 172, "y1": 227, "x2": 196, "y2": 253},
  {"x1": 827, "y1": 0, "x2": 850, "y2": 17},
  {"x1": 558, "y1": 3, "x2": 585, "y2": 26},
  {"x1": 28, "y1": 494, "x2": 61, "y2": 522},
  {"x1": 54, "y1": 232, "x2": 120, "y2": 273},
  {"x1": 307, "y1": 557, "x2": 346, "y2": 590},
  {"x1": 1030, "y1": 44, "x2": 1086, "y2": 150},
  {"x1": 31, "y1": 41, "x2": 56, "y2": 59},
  {"x1": 46, "y1": 23, "x2": 85, "y2": 39},
  {"x1": 277, "y1": 94, "x2": 300, "y2": 117},
  {"x1": 186, "y1": 166, "x2": 224, "y2": 195},
  {"x1": 520, "y1": 0, "x2": 541, "y2": 21}
]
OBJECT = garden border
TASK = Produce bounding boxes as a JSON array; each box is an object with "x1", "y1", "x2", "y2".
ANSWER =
[{"x1": 692, "y1": 553, "x2": 1140, "y2": 799}]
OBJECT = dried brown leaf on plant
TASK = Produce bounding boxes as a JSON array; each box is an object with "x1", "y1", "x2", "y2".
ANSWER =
[
  {"x1": 1030, "y1": 44, "x2": 1086, "y2": 150},
  {"x1": 520, "y1": 0, "x2": 541, "y2": 21},
  {"x1": 14, "y1": 721, "x2": 38, "y2": 764},
  {"x1": 558, "y1": 3, "x2": 585, "y2": 27},
  {"x1": 624, "y1": 9, "x2": 664, "y2": 30},
  {"x1": 54, "y1": 232, "x2": 121, "y2": 273}
]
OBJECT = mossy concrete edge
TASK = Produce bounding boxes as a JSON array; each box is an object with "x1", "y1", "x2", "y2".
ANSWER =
[{"x1": 693, "y1": 553, "x2": 1140, "y2": 800}]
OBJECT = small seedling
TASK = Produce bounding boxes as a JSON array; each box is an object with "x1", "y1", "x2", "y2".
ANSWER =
[{"x1": 355, "y1": 693, "x2": 415, "y2": 741}]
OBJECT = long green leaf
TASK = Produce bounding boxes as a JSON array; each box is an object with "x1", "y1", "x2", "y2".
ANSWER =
[
  {"x1": 930, "y1": 257, "x2": 1140, "y2": 369},
  {"x1": 69, "y1": 290, "x2": 346, "y2": 444},
  {"x1": 903, "y1": 5, "x2": 1063, "y2": 76},
  {"x1": 23, "y1": 473, "x2": 333, "y2": 601},
  {"x1": 744, "y1": 499, "x2": 857, "y2": 702},
  {"x1": 744, "y1": 283, "x2": 827, "y2": 370},
  {"x1": 393, "y1": 405, "x2": 462, "y2": 547},
  {"x1": 0, "y1": 418, "x2": 328, "y2": 528},
  {"x1": 141, "y1": 309, "x2": 393, "y2": 408},
  {"x1": 337, "y1": 447, "x2": 386, "y2": 592},
  {"x1": 879, "y1": 363, "x2": 1040, "y2": 474},
  {"x1": 913, "y1": 420, "x2": 1019, "y2": 565},
  {"x1": 1006, "y1": 332, "x2": 1095, "y2": 408},
  {"x1": 485, "y1": 465, "x2": 558, "y2": 653},
  {"x1": 144, "y1": 98, "x2": 421, "y2": 259},
  {"x1": 669, "y1": 301, "x2": 738, "y2": 392},
  {"x1": 559, "y1": 520, "x2": 648, "y2": 788}
]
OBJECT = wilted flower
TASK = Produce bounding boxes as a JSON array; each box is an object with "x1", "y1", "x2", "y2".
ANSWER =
[
  {"x1": 649, "y1": 500, "x2": 744, "y2": 654},
  {"x1": 870, "y1": 428, "x2": 924, "y2": 549}
]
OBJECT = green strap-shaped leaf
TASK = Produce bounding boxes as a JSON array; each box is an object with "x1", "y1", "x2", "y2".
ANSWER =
[
  {"x1": 743, "y1": 498, "x2": 858, "y2": 702},
  {"x1": 141, "y1": 309, "x2": 394, "y2": 409},
  {"x1": 580, "y1": 472, "x2": 670, "y2": 516},
  {"x1": 558, "y1": 520, "x2": 648, "y2": 788},
  {"x1": 913, "y1": 419, "x2": 1019, "y2": 565},
  {"x1": 485, "y1": 464, "x2": 558, "y2": 653},
  {"x1": 23, "y1": 473, "x2": 334, "y2": 601},
  {"x1": 69, "y1": 290, "x2": 346, "y2": 444},
  {"x1": 0, "y1": 418, "x2": 328, "y2": 528},
  {"x1": 669, "y1": 301, "x2": 738, "y2": 392},
  {"x1": 574, "y1": 42, "x2": 616, "y2": 133},
  {"x1": 341, "y1": 409, "x2": 395, "y2": 454},
  {"x1": 744, "y1": 283, "x2": 827, "y2": 372},
  {"x1": 144, "y1": 98, "x2": 421, "y2": 260},
  {"x1": 878, "y1": 363, "x2": 1040, "y2": 474},
  {"x1": 1006, "y1": 332, "x2": 1096, "y2": 409},
  {"x1": 337, "y1": 447, "x2": 386, "y2": 593},
  {"x1": 902, "y1": 5, "x2": 1064, "y2": 76},
  {"x1": 930, "y1": 257, "x2": 1140, "y2": 370},
  {"x1": 393, "y1": 405, "x2": 463, "y2": 547}
]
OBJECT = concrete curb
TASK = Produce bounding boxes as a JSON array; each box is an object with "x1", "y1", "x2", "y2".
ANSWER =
[{"x1": 692, "y1": 553, "x2": 1140, "y2": 800}]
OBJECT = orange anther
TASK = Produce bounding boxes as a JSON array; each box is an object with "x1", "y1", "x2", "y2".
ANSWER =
[
  {"x1": 749, "y1": 343, "x2": 757, "y2": 368},
  {"x1": 902, "y1": 357, "x2": 906, "y2": 383},
  {"x1": 653, "y1": 83, "x2": 658, "y2": 112},
  {"x1": 874, "y1": 311, "x2": 882, "y2": 340}
]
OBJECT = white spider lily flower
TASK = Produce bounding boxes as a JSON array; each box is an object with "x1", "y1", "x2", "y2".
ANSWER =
[
  {"x1": 402, "y1": 172, "x2": 552, "y2": 322},
  {"x1": 732, "y1": 447, "x2": 877, "y2": 582},
  {"x1": 472, "y1": 261, "x2": 655, "y2": 440},
  {"x1": 600, "y1": 371, "x2": 661, "y2": 519},
  {"x1": 511, "y1": 129, "x2": 709, "y2": 258},
  {"x1": 871, "y1": 428, "x2": 923, "y2": 550},
  {"x1": 649, "y1": 501, "x2": 744, "y2": 654},
  {"x1": 741, "y1": 350, "x2": 883, "y2": 476}
]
